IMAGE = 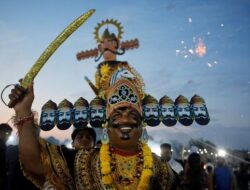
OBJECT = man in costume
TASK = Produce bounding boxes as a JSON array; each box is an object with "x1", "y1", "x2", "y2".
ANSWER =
[
  {"x1": 7, "y1": 18, "x2": 175, "y2": 189},
  {"x1": 9, "y1": 77, "x2": 174, "y2": 190}
]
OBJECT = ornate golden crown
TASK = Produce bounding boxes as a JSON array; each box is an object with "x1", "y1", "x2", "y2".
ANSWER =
[{"x1": 93, "y1": 19, "x2": 124, "y2": 43}]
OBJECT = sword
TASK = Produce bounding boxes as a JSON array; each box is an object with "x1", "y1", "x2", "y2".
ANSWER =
[{"x1": 7, "y1": 9, "x2": 95, "y2": 108}]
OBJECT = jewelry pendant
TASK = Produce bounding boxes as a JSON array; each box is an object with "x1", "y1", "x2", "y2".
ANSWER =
[
  {"x1": 140, "y1": 127, "x2": 148, "y2": 143},
  {"x1": 101, "y1": 127, "x2": 109, "y2": 144}
]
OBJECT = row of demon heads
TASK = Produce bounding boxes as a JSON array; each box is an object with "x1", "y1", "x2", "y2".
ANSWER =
[{"x1": 39, "y1": 94, "x2": 210, "y2": 131}]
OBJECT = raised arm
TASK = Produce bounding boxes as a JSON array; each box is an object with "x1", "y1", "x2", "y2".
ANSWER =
[{"x1": 9, "y1": 82, "x2": 44, "y2": 177}]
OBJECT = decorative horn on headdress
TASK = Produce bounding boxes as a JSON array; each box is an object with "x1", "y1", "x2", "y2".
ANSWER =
[
  {"x1": 76, "y1": 39, "x2": 139, "y2": 61},
  {"x1": 6, "y1": 9, "x2": 95, "y2": 108}
]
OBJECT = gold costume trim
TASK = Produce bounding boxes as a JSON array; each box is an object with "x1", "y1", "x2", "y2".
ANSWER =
[{"x1": 21, "y1": 144, "x2": 174, "y2": 190}]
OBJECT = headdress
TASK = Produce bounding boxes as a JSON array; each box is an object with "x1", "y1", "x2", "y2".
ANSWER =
[
  {"x1": 94, "y1": 19, "x2": 123, "y2": 43},
  {"x1": 141, "y1": 94, "x2": 160, "y2": 127},
  {"x1": 106, "y1": 79, "x2": 143, "y2": 118},
  {"x1": 89, "y1": 96, "x2": 106, "y2": 128},
  {"x1": 159, "y1": 96, "x2": 177, "y2": 127}
]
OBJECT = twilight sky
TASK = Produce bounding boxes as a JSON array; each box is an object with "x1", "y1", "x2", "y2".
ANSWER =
[{"x1": 0, "y1": 0, "x2": 250, "y2": 150}]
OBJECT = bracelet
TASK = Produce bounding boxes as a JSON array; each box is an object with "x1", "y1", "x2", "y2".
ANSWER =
[{"x1": 14, "y1": 113, "x2": 34, "y2": 127}]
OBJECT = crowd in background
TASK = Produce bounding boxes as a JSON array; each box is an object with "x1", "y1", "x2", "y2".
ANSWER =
[{"x1": 1, "y1": 122, "x2": 250, "y2": 190}]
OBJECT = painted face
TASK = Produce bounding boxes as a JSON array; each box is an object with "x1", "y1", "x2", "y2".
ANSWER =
[
  {"x1": 99, "y1": 38, "x2": 117, "y2": 61},
  {"x1": 192, "y1": 103, "x2": 210, "y2": 125},
  {"x1": 143, "y1": 103, "x2": 160, "y2": 127},
  {"x1": 57, "y1": 107, "x2": 72, "y2": 130},
  {"x1": 107, "y1": 107, "x2": 142, "y2": 151},
  {"x1": 90, "y1": 105, "x2": 105, "y2": 128},
  {"x1": 160, "y1": 104, "x2": 177, "y2": 127},
  {"x1": 176, "y1": 104, "x2": 193, "y2": 126},
  {"x1": 73, "y1": 106, "x2": 88, "y2": 128},
  {"x1": 40, "y1": 108, "x2": 56, "y2": 131}
]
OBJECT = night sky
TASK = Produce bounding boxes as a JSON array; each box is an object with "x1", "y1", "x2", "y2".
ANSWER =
[{"x1": 0, "y1": 0, "x2": 250, "y2": 150}]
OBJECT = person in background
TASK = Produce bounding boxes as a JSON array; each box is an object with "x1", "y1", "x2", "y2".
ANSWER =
[
  {"x1": 161, "y1": 143, "x2": 183, "y2": 174},
  {"x1": 71, "y1": 127, "x2": 96, "y2": 150},
  {"x1": 161, "y1": 143, "x2": 183, "y2": 190},
  {"x1": 95, "y1": 140, "x2": 102, "y2": 150},
  {"x1": 6, "y1": 145, "x2": 39, "y2": 190},
  {"x1": 236, "y1": 162, "x2": 249, "y2": 190},
  {"x1": 0, "y1": 123, "x2": 12, "y2": 189},
  {"x1": 206, "y1": 165, "x2": 214, "y2": 190},
  {"x1": 213, "y1": 156, "x2": 238, "y2": 190},
  {"x1": 180, "y1": 152, "x2": 208, "y2": 190}
]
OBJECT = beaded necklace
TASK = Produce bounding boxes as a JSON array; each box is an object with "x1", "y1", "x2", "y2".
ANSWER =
[{"x1": 100, "y1": 143, "x2": 153, "y2": 190}]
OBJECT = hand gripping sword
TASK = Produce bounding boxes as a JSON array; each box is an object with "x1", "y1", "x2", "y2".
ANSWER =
[{"x1": 5, "y1": 9, "x2": 95, "y2": 108}]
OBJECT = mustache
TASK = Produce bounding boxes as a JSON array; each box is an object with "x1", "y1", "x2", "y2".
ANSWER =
[
  {"x1": 179, "y1": 115, "x2": 191, "y2": 119},
  {"x1": 95, "y1": 48, "x2": 125, "y2": 62},
  {"x1": 91, "y1": 116, "x2": 103, "y2": 121},
  {"x1": 75, "y1": 117, "x2": 87, "y2": 121},
  {"x1": 58, "y1": 119, "x2": 71, "y2": 124},
  {"x1": 146, "y1": 116, "x2": 159, "y2": 120},
  {"x1": 163, "y1": 117, "x2": 176, "y2": 121},
  {"x1": 41, "y1": 120, "x2": 54, "y2": 125},
  {"x1": 196, "y1": 114, "x2": 208, "y2": 119}
]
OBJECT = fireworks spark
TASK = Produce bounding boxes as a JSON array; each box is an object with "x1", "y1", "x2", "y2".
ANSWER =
[
  {"x1": 195, "y1": 38, "x2": 206, "y2": 57},
  {"x1": 188, "y1": 17, "x2": 192, "y2": 23},
  {"x1": 207, "y1": 62, "x2": 212, "y2": 68}
]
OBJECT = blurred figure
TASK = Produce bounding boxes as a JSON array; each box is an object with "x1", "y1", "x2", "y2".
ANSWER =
[
  {"x1": 95, "y1": 140, "x2": 102, "y2": 150},
  {"x1": 71, "y1": 127, "x2": 96, "y2": 150},
  {"x1": 206, "y1": 165, "x2": 214, "y2": 190},
  {"x1": 6, "y1": 145, "x2": 39, "y2": 190},
  {"x1": 180, "y1": 152, "x2": 208, "y2": 190},
  {"x1": 0, "y1": 123, "x2": 12, "y2": 189},
  {"x1": 161, "y1": 143, "x2": 183, "y2": 174},
  {"x1": 161, "y1": 143, "x2": 183, "y2": 190},
  {"x1": 214, "y1": 157, "x2": 238, "y2": 190},
  {"x1": 236, "y1": 162, "x2": 250, "y2": 190}
]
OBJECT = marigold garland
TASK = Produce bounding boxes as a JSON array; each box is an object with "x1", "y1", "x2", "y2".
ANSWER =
[{"x1": 100, "y1": 143, "x2": 153, "y2": 189}]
